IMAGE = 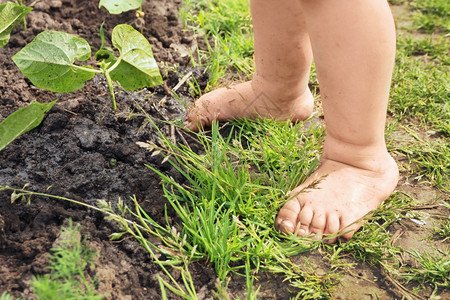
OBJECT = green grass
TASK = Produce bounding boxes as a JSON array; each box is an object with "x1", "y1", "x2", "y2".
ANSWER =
[
  {"x1": 409, "y1": 0, "x2": 450, "y2": 33},
  {"x1": 134, "y1": 117, "x2": 446, "y2": 297},
  {"x1": 400, "y1": 249, "x2": 450, "y2": 289},
  {"x1": 389, "y1": 125, "x2": 450, "y2": 190},
  {"x1": 390, "y1": 40, "x2": 449, "y2": 134},
  {"x1": 144, "y1": 120, "x2": 335, "y2": 297},
  {"x1": 433, "y1": 219, "x2": 450, "y2": 242},
  {"x1": 31, "y1": 220, "x2": 103, "y2": 300},
  {"x1": 180, "y1": 0, "x2": 254, "y2": 89},
  {"x1": 387, "y1": 0, "x2": 450, "y2": 191}
]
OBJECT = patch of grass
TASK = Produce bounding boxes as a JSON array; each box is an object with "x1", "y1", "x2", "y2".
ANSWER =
[
  {"x1": 389, "y1": 48, "x2": 449, "y2": 134},
  {"x1": 433, "y1": 220, "x2": 450, "y2": 242},
  {"x1": 140, "y1": 119, "x2": 340, "y2": 298},
  {"x1": 31, "y1": 219, "x2": 103, "y2": 300},
  {"x1": 387, "y1": 2, "x2": 450, "y2": 173},
  {"x1": 180, "y1": 0, "x2": 254, "y2": 88},
  {"x1": 409, "y1": 0, "x2": 450, "y2": 33},
  {"x1": 168, "y1": 0, "x2": 450, "y2": 297},
  {"x1": 390, "y1": 125, "x2": 449, "y2": 190},
  {"x1": 396, "y1": 35, "x2": 450, "y2": 65},
  {"x1": 333, "y1": 190, "x2": 450, "y2": 292},
  {"x1": 400, "y1": 249, "x2": 450, "y2": 289}
]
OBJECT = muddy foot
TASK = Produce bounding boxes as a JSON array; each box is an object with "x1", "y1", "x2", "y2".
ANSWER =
[
  {"x1": 275, "y1": 154, "x2": 399, "y2": 243},
  {"x1": 184, "y1": 80, "x2": 314, "y2": 131}
]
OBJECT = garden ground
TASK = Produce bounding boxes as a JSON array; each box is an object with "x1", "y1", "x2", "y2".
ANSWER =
[{"x1": 0, "y1": 0, "x2": 448, "y2": 299}]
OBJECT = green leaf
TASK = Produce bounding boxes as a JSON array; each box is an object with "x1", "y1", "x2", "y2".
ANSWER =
[
  {"x1": 110, "y1": 24, "x2": 163, "y2": 90},
  {"x1": 94, "y1": 48, "x2": 116, "y2": 64},
  {"x1": 0, "y1": 2, "x2": 32, "y2": 48},
  {"x1": 0, "y1": 100, "x2": 57, "y2": 151},
  {"x1": 99, "y1": 0, "x2": 144, "y2": 14},
  {"x1": 12, "y1": 31, "x2": 95, "y2": 93}
]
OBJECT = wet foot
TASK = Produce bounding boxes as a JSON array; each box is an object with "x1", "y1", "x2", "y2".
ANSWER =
[
  {"x1": 184, "y1": 80, "x2": 314, "y2": 131},
  {"x1": 275, "y1": 152, "x2": 399, "y2": 243}
]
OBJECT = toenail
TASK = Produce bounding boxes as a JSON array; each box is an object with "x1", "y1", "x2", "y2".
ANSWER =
[
  {"x1": 280, "y1": 220, "x2": 294, "y2": 233},
  {"x1": 298, "y1": 229, "x2": 306, "y2": 236}
]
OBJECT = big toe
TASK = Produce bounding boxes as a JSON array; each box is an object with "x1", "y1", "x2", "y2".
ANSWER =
[
  {"x1": 184, "y1": 112, "x2": 209, "y2": 131},
  {"x1": 275, "y1": 199, "x2": 301, "y2": 234},
  {"x1": 184, "y1": 98, "x2": 215, "y2": 131}
]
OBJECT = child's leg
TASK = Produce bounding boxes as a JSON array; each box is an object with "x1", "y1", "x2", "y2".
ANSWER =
[
  {"x1": 184, "y1": 0, "x2": 314, "y2": 131},
  {"x1": 275, "y1": 0, "x2": 399, "y2": 242}
]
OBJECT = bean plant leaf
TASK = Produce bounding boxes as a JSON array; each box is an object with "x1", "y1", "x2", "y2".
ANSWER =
[
  {"x1": 110, "y1": 24, "x2": 163, "y2": 90},
  {"x1": 95, "y1": 48, "x2": 116, "y2": 64},
  {"x1": 99, "y1": 0, "x2": 144, "y2": 14},
  {"x1": 0, "y1": 100, "x2": 57, "y2": 151},
  {"x1": 12, "y1": 31, "x2": 95, "y2": 93},
  {"x1": 0, "y1": 2, "x2": 32, "y2": 48}
]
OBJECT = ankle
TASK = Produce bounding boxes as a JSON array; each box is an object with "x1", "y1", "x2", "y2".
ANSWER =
[
  {"x1": 322, "y1": 134, "x2": 397, "y2": 173},
  {"x1": 251, "y1": 73, "x2": 310, "y2": 103}
]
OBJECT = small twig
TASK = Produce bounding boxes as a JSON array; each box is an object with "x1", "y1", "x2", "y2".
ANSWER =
[
  {"x1": 383, "y1": 269, "x2": 426, "y2": 300},
  {"x1": 152, "y1": 102, "x2": 166, "y2": 120},
  {"x1": 170, "y1": 124, "x2": 176, "y2": 145},
  {"x1": 175, "y1": 128, "x2": 192, "y2": 150},
  {"x1": 62, "y1": 109, "x2": 77, "y2": 116},
  {"x1": 411, "y1": 204, "x2": 442, "y2": 210},
  {"x1": 172, "y1": 71, "x2": 193, "y2": 93},
  {"x1": 347, "y1": 269, "x2": 376, "y2": 284},
  {"x1": 0, "y1": 214, "x2": 6, "y2": 249},
  {"x1": 140, "y1": 71, "x2": 196, "y2": 150},
  {"x1": 163, "y1": 81, "x2": 171, "y2": 96},
  {"x1": 390, "y1": 229, "x2": 404, "y2": 245},
  {"x1": 29, "y1": 0, "x2": 40, "y2": 6}
]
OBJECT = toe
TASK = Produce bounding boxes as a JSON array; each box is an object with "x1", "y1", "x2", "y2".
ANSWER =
[
  {"x1": 323, "y1": 213, "x2": 340, "y2": 244},
  {"x1": 183, "y1": 119, "x2": 197, "y2": 131},
  {"x1": 184, "y1": 109, "x2": 211, "y2": 131},
  {"x1": 296, "y1": 205, "x2": 314, "y2": 236},
  {"x1": 276, "y1": 199, "x2": 301, "y2": 234},
  {"x1": 309, "y1": 212, "x2": 326, "y2": 240},
  {"x1": 338, "y1": 216, "x2": 362, "y2": 242}
]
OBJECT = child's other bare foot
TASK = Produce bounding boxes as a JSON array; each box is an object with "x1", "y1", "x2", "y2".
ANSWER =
[
  {"x1": 184, "y1": 79, "x2": 314, "y2": 131},
  {"x1": 275, "y1": 141, "x2": 399, "y2": 243}
]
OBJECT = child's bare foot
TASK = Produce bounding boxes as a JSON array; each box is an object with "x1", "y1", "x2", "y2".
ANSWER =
[
  {"x1": 184, "y1": 79, "x2": 314, "y2": 131},
  {"x1": 275, "y1": 141, "x2": 399, "y2": 243}
]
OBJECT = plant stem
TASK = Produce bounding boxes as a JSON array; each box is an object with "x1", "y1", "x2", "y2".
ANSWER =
[
  {"x1": 17, "y1": 0, "x2": 27, "y2": 31},
  {"x1": 99, "y1": 57, "x2": 124, "y2": 112},
  {"x1": 104, "y1": 70, "x2": 117, "y2": 111},
  {"x1": 105, "y1": 56, "x2": 123, "y2": 73},
  {"x1": 0, "y1": 186, "x2": 137, "y2": 228}
]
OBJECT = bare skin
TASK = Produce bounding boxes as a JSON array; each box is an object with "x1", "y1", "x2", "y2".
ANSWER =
[
  {"x1": 184, "y1": 81, "x2": 314, "y2": 130},
  {"x1": 185, "y1": 0, "x2": 400, "y2": 242},
  {"x1": 276, "y1": 138, "x2": 399, "y2": 243}
]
